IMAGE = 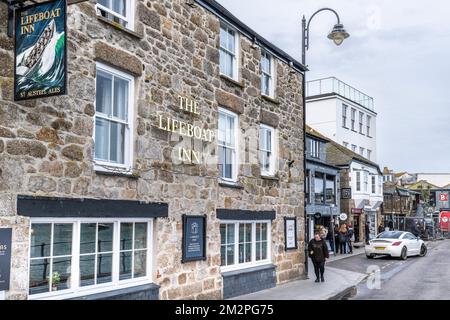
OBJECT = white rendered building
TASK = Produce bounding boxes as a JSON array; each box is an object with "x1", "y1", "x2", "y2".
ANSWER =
[{"x1": 306, "y1": 77, "x2": 377, "y2": 162}]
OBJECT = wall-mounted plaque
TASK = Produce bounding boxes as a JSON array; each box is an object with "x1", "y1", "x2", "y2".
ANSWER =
[
  {"x1": 14, "y1": 0, "x2": 67, "y2": 101},
  {"x1": 341, "y1": 188, "x2": 352, "y2": 199},
  {"x1": 284, "y1": 217, "x2": 297, "y2": 250},
  {"x1": 0, "y1": 228, "x2": 12, "y2": 291},
  {"x1": 182, "y1": 215, "x2": 206, "y2": 263}
]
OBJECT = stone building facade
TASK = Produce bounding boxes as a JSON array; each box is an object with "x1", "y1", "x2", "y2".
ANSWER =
[{"x1": 0, "y1": 0, "x2": 306, "y2": 300}]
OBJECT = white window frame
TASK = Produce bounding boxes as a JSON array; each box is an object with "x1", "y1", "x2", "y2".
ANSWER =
[
  {"x1": 359, "y1": 111, "x2": 364, "y2": 134},
  {"x1": 218, "y1": 107, "x2": 238, "y2": 182},
  {"x1": 95, "y1": 0, "x2": 135, "y2": 31},
  {"x1": 28, "y1": 218, "x2": 153, "y2": 300},
  {"x1": 260, "y1": 124, "x2": 276, "y2": 176},
  {"x1": 351, "y1": 108, "x2": 356, "y2": 130},
  {"x1": 219, "y1": 22, "x2": 239, "y2": 81},
  {"x1": 343, "y1": 141, "x2": 349, "y2": 148},
  {"x1": 94, "y1": 62, "x2": 134, "y2": 174},
  {"x1": 351, "y1": 145, "x2": 357, "y2": 153},
  {"x1": 379, "y1": 176, "x2": 383, "y2": 194},
  {"x1": 220, "y1": 220, "x2": 272, "y2": 273},
  {"x1": 356, "y1": 171, "x2": 361, "y2": 191},
  {"x1": 360, "y1": 147, "x2": 365, "y2": 156},
  {"x1": 371, "y1": 175, "x2": 376, "y2": 194},
  {"x1": 261, "y1": 51, "x2": 275, "y2": 98},
  {"x1": 364, "y1": 172, "x2": 369, "y2": 192},
  {"x1": 310, "y1": 139, "x2": 320, "y2": 158},
  {"x1": 367, "y1": 115, "x2": 372, "y2": 137},
  {"x1": 367, "y1": 149, "x2": 372, "y2": 160},
  {"x1": 342, "y1": 104, "x2": 348, "y2": 128}
]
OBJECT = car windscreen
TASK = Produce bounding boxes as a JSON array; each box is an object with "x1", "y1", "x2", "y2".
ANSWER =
[{"x1": 376, "y1": 231, "x2": 403, "y2": 239}]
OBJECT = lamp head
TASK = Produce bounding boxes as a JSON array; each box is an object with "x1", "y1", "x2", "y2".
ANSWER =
[{"x1": 328, "y1": 23, "x2": 349, "y2": 46}]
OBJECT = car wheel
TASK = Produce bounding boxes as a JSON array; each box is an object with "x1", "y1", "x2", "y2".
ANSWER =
[
  {"x1": 400, "y1": 247, "x2": 408, "y2": 260},
  {"x1": 366, "y1": 254, "x2": 374, "y2": 259},
  {"x1": 419, "y1": 244, "x2": 427, "y2": 257}
]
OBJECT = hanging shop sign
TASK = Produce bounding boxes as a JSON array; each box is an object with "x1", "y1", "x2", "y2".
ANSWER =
[
  {"x1": 339, "y1": 213, "x2": 348, "y2": 221},
  {"x1": 284, "y1": 217, "x2": 297, "y2": 250},
  {"x1": 182, "y1": 215, "x2": 207, "y2": 263},
  {"x1": 14, "y1": 0, "x2": 67, "y2": 101},
  {"x1": 0, "y1": 229, "x2": 12, "y2": 291}
]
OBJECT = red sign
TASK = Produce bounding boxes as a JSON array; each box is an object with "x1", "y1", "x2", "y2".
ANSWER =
[
  {"x1": 440, "y1": 211, "x2": 450, "y2": 232},
  {"x1": 351, "y1": 208, "x2": 362, "y2": 214},
  {"x1": 439, "y1": 194, "x2": 448, "y2": 202}
]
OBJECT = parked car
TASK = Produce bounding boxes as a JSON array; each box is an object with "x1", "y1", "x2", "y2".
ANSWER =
[{"x1": 365, "y1": 231, "x2": 427, "y2": 260}]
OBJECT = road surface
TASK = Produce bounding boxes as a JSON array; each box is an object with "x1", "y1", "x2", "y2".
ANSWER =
[{"x1": 326, "y1": 240, "x2": 450, "y2": 300}]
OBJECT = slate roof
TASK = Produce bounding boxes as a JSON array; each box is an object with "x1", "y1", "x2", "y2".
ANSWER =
[
  {"x1": 195, "y1": 0, "x2": 307, "y2": 73},
  {"x1": 305, "y1": 126, "x2": 381, "y2": 173}
]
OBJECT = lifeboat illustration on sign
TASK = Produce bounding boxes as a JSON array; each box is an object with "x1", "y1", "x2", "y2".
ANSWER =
[{"x1": 16, "y1": 19, "x2": 58, "y2": 77}]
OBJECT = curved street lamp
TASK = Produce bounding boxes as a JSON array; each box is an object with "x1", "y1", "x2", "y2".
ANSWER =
[
  {"x1": 302, "y1": 8, "x2": 350, "y2": 65},
  {"x1": 301, "y1": 8, "x2": 349, "y2": 278}
]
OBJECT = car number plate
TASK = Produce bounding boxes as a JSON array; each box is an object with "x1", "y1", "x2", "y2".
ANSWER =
[{"x1": 375, "y1": 247, "x2": 385, "y2": 250}]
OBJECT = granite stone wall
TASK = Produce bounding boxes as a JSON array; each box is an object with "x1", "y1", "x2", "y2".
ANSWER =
[{"x1": 0, "y1": 0, "x2": 305, "y2": 300}]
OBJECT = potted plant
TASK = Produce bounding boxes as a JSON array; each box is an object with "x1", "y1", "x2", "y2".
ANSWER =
[{"x1": 51, "y1": 271, "x2": 61, "y2": 291}]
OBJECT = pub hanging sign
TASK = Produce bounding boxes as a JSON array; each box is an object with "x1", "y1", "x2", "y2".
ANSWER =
[{"x1": 14, "y1": 0, "x2": 67, "y2": 101}]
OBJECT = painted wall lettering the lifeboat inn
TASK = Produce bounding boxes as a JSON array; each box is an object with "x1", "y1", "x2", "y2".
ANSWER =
[
  {"x1": 14, "y1": 0, "x2": 66, "y2": 101},
  {"x1": 158, "y1": 96, "x2": 215, "y2": 165}
]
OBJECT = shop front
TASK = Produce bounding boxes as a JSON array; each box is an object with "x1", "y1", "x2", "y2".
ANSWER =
[{"x1": 18, "y1": 196, "x2": 168, "y2": 300}]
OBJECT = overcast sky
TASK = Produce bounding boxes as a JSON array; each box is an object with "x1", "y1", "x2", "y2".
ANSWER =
[{"x1": 218, "y1": 0, "x2": 450, "y2": 173}]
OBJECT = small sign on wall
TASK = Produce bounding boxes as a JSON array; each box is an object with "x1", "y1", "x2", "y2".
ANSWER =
[
  {"x1": 0, "y1": 228, "x2": 12, "y2": 291},
  {"x1": 182, "y1": 215, "x2": 207, "y2": 263},
  {"x1": 341, "y1": 188, "x2": 352, "y2": 199},
  {"x1": 284, "y1": 217, "x2": 297, "y2": 250}
]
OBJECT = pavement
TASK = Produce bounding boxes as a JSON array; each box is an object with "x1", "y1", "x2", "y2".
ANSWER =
[{"x1": 230, "y1": 247, "x2": 367, "y2": 300}]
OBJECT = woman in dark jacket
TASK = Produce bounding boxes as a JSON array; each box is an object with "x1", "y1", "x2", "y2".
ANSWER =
[{"x1": 308, "y1": 232, "x2": 329, "y2": 282}]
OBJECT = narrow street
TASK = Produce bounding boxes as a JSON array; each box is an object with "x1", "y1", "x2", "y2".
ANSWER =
[{"x1": 326, "y1": 240, "x2": 450, "y2": 299}]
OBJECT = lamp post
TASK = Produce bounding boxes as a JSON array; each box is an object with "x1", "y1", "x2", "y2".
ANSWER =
[{"x1": 301, "y1": 8, "x2": 349, "y2": 278}]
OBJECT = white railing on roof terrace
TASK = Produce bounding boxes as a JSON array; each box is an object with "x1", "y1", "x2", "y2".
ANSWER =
[{"x1": 306, "y1": 77, "x2": 374, "y2": 111}]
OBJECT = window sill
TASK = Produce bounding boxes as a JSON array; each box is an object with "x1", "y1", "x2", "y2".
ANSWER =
[
  {"x1": 97, "y1": 15, "x2": 144, "y2": 39},
  {"x1": 29, "y1": 280, "x2": 157, "y2": 300},
  {"x1": 218, "y1": 179, "x2": 244, "y2": 189},
  {"x1": 261, "y1": 174, "x2": 279, "y2": 181},
  {"x1": 221, "y1": 262, "x2": 275, "y2": 276},
  {"x1": 261, "y1": 94, "x2": 280, "y2": 105},
  {"x1": 220, "y1": 74, "x2": 245, "y2": 88},
  {"x1": 94, "y1": 164, "x2": 140, "y2": 179}
]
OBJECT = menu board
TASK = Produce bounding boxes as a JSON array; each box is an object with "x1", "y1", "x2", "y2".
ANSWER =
[
  {"x1": 285, "y1": 217, "x2": 297, "y2": 250},
  {"x1": 182, "y1": 215, "x2": 206, "y2": 263},
  {"x1": 0, "y1": 229, "x2": 12, "y2": 291}
]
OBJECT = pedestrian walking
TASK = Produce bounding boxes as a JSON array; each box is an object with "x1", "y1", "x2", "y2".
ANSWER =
[
  {"x1": 334, "y1": 224, "x2": 340, "y2": 253},
  {"x1": 308, "y1": 231, "x2": 329, "y2": 283},
  {"x1": 338, "y1": 224, "x2": 348, "y2": 254},
  {"x1": 365, "y1": 221, "x2": 370, "y2": 244},
  {"x1": 347, "y1": 224, "x2": 354, "y2": 254}
]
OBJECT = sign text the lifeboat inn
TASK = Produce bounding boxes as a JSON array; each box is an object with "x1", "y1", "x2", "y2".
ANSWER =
[
  {"x1": 158, "y1": 96, "x2": 214, "y2": 165},
  {"x1": 14, "y1": 0, "x2": 66, "y2": 101}
]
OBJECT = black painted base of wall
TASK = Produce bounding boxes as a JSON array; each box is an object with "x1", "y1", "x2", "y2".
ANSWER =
[
  {"x1": 68, "y1": 283, "x2": 160, "y2": 300},
  {"x1": 222, "y1": 264, "x2": 276, "y2": 299}
]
